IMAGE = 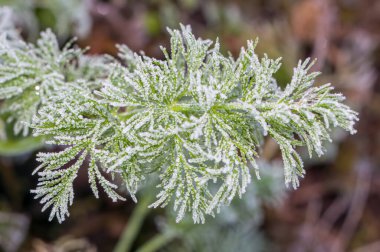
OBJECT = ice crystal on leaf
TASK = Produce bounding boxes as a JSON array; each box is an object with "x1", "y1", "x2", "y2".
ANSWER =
[{"x1": 24, "y1": 25, "x2": 359, "y2": 223}]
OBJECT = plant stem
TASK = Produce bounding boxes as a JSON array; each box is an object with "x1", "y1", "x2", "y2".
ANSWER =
[
  {"x1": 170, "y1": 102, "x2": 245, "y2": 113},
  {"x1": 135, "y1": 230, "x2": 178, "y2": 252},
  {"x1": 169, "y1": 103, "x2": 203, "y2": 113},
  {"x1": 113, "y1": 193, "x2": 153, "y2": 252}
]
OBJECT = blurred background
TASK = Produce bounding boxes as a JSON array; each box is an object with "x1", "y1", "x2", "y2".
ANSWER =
[{"x1": 0, "y1": 0, "x2": 379, "y2": 251}]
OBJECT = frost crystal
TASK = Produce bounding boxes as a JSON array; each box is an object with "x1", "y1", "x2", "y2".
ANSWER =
[{"x1": 0, "y1": 23, "x2": 358, "y2": 223}]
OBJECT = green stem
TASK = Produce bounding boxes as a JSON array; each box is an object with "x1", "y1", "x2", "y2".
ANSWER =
[
  {"x1": 169, "y1": 103, "x2": 203, "y2": 113},
  {"x1": 135, "y1": 231, "x2": 178, "y2": 252},
  {"x1": 170, "y1": 102, "x2": 245, "y2": 113},
  {"x1": 113, "y1": 193, "x2": 153, "y2": 252},
  {"x1": 117, "y1": 102, "x2": 248, "y2": 122}
]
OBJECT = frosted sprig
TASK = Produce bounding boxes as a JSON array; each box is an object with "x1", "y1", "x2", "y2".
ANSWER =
[
  {"x1": 0, "y1": 27, "x2": 112, "y2": 136},
  {"x1": 31, "y1": 86, "x2": 129, "y2": 222},
  {"x1": 30, "y1": 25, "x2": 358, "y2": 223}
]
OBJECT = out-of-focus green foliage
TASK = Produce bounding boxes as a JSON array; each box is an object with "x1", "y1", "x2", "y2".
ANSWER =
[
  {"x1": 0, "y1": 0, "x2": 91, "y2": 39},
  {"x1": 0, "y1": 212, "x2": 29, "y2": 252}
]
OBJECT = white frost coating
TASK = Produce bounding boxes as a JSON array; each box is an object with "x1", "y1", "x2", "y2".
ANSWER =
[
  {"x1": 0, "y1": 24, "x2": 112, "y2": 136},
  {"x1": 0, "y1": 23, "x2": 357, "y2": 224}
]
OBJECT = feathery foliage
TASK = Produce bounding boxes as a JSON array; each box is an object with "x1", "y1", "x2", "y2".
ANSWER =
[
  {"x1": 0, "y1": 20, "x2": 358, "y2": 223},
  {"x1": 0, "y1": 15, "x2": 112, "y2": 136}
]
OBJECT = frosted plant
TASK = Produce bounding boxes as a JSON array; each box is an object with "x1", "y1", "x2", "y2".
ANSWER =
[
  {"x1": 0, "y1": 27, "x2": 112, "y2": 136},
  {"x1": 31, "y1": 85, "x2": 128, "y2": 222},
  {"x1": 27, "y1": 25, "x2": 358, "y2": 223}
]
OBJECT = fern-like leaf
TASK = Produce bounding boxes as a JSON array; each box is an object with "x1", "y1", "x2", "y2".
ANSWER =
[{"x1": 28, "y1": 25, "x2": 359, "y2": 223}]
